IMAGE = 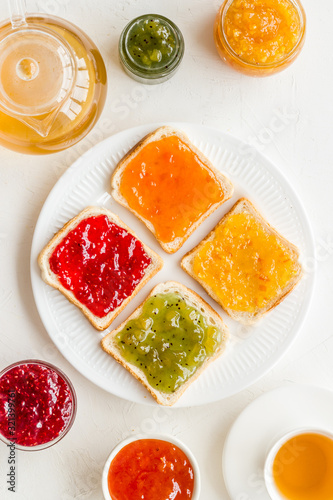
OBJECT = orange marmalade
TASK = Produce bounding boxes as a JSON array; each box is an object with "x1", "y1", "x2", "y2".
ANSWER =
[
  {"x1": 214, "y1": 0, "x2": 306, "y2": 76},
  {"x1": 119, "y1": 136, "x2": 225, "y2": 247},
  {"x1": 192, "y1": 212, "x2": 298, "y2": 312}
]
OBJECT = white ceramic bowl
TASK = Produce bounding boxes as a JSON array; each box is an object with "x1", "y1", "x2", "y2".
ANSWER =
[
  {"x1": 264, "y1": 427, "x2": 333, "y2": 500},
  {"x1": 102, "y1": 433, "x2": 201, "y2": 500}
]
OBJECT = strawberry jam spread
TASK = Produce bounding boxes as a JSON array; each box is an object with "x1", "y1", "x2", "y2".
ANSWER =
[
  {"x1": 108, "y1": 439, "x2": 195, "y2": 500},
  {"x1": 0, "y1": 362, "x2": 74, "y2": 447},
  {"x1": 49, "y1": 215, "x2": 152, "y2": 318}
]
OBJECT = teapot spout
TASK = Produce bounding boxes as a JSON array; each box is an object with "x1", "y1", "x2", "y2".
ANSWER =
[{"x1": 15, "y1": 109, "x2": 61, "y2": 138}]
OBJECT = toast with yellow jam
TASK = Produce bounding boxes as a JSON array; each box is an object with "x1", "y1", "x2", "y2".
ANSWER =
[{"x1": 181, "y1": 198, "x2": 302, "y2": 324}]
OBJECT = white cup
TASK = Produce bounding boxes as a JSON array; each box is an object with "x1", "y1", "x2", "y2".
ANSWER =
[
  {"x1": 102, "y1": 433, "x2": 201, "y2": 500},
  {"x1": 264, "y1": 427, "x2": 333, "y2": 500}
]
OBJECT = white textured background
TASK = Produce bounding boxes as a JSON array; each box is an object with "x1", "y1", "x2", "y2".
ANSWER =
[{"x1": 0, "y1": 0, "x2": 333, "y2": 499}]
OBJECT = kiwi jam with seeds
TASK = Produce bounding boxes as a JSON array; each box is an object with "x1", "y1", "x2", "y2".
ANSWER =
[
  {"x1": 119, "y1": 14, "x2": 184, "y2": 84},
  {"x1": 115, "y1": 292, "x2": 222, "y2": 393},
  {"x1": 127, "y1": 18, "x2": 176, "y2": 68}
]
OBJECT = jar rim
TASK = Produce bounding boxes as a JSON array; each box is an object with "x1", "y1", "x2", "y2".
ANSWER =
[
  {"x1": 119, "y1": 13, "x2": 185, "y2": 80},
  {"x1": 217, "y1": 0, "x2": 306, "y2": 70}
]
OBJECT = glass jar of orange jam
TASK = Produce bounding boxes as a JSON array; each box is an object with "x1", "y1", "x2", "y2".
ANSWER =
[{"x1": 214, "y1": 0, "x2": 306, "y2": 76}]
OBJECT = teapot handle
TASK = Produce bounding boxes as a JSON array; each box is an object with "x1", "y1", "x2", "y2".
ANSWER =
[{"x1": 7, "y1": 0, "x2": 27, "y2": 29}]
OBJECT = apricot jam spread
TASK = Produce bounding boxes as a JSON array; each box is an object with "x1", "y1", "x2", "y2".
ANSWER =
[
  {"x1": 223, "y1": 0, "x2": 302, "y2": 65},
  {"x1": 49, "y1": 215, "x2": 151, "y2": 318},
  {"x1": 108, "y1": 439, "x2": 195, "y2": 500},
  {"x1": 114, "y1": 292, "x2": 222, "y2": 393},
  {"x1": 192, "y1": 212, "x2": 298, "y2": 313},
  {"x1": 118, "y1": 135, "x2": 225, "y2": 245}
]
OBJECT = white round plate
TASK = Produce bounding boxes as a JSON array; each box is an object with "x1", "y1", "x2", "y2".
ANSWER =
[
  {"x1": 31, "y1": 123, "x2": 315, "y2": 407},
  {"x1": 223, "y1": 384, "x2": 333, "y2": 499}
]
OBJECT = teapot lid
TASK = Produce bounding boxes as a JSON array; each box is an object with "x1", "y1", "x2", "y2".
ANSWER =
[
  {"x1": 0, "y1": 25, "x2": 76, "y2": 118},
  {"x1": 0, "y1": 0, "x2": 77, "y2": 136}
]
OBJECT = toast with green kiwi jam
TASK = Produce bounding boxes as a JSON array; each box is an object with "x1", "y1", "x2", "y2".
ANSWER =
[{"x1": 101, "y1": 281, "x2": 229, "y2": 406}]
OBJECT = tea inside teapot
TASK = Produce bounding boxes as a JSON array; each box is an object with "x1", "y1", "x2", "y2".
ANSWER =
[{"x1": 0, "y1": 1, "x2": 107, "y2": 154}]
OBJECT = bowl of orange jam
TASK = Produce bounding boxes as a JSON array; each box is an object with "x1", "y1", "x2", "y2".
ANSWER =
[
  {"x1": 102, "y1": 433, "x2": 200, "y2": 500},
  {"x1": 214, "y1": 0, "x2": 306, "y2": 76}
]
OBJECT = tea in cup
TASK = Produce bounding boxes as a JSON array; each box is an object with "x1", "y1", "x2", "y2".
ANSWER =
[{"x1": 264, "y1": 428, "x2": 333, "y2": 499}]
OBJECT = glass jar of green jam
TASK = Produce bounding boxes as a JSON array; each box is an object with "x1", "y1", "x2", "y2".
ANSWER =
[{"x1": 119, "y1": 14, "x2": 185, "y2": 84}]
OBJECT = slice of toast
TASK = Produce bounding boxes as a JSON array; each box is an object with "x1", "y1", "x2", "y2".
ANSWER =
[
  {"x1": 101, "y1": 281, "x2": 229, "y2": 406},
  {"x1": 111, "y1": 126, "x2": 234, "y2": 253},
  {"x1": 38, "y1": 207, "x2": 163, "y2": 331},
  {"x1": 181, "y1": 198, "x2": 303, "y2": 325}
]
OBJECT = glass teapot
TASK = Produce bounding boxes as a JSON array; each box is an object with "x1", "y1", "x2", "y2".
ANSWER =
[{"x1": 0, "y1": 0, "x2": 107, "y2": 154}]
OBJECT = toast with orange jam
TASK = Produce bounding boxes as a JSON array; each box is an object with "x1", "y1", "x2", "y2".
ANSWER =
[{"x1": 111, "y1": 127, "x2": 233, "y2": 253}]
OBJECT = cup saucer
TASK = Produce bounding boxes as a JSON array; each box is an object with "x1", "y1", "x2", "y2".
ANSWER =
[{"x1": 222, "y1": 384, "x2": 333, "y2": 500}]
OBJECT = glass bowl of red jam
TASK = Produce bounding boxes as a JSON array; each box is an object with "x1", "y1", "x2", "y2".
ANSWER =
[
  {"x1": 0, "y1": 360, "x2": 77, "y2": 451},
  {"x1": 102, "y1": 433, "x2": 201, "y2": 500}
]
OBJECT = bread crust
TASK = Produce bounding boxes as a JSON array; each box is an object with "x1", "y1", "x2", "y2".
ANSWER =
[
  {"x1": 38, "y1": 207, "x2": 163, "y2": 331},
  {"x1": 101, "y1": 281, "x2": 229, "y2": 406},
  {"x1": 181, "y1": 198, "x2": 303, "y2": 325},
  {"x1": 111, "y1": 126, "x2": 234, "y2": 253}
]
